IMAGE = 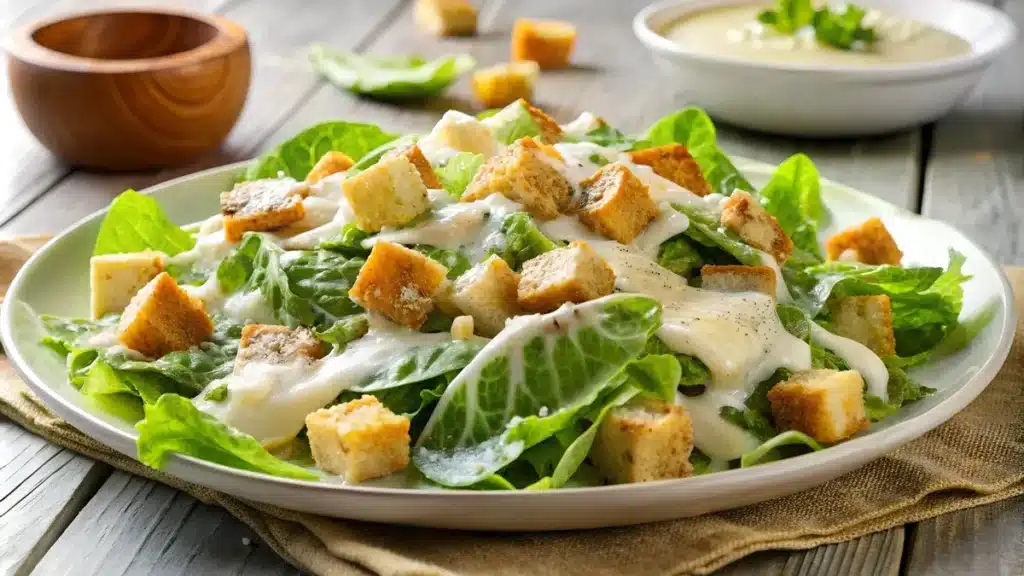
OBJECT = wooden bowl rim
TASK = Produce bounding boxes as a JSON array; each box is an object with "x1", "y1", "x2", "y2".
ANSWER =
[{"x1": 4, "y1": 7, "x2": 248, "y2": 74}]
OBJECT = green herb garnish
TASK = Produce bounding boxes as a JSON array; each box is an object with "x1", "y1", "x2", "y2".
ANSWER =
[{"x1": 758, "y1": 0, "x2": 878, "y2": 51}]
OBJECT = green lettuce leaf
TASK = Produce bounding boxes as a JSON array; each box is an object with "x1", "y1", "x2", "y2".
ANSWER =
[
  {"x1": 483, "y1": 100, "x2": 547, "y2": 144},
  {"x1": 759, "y1": 154, "x2": 824, "y2": 258},
  {"x1": 435, "y1": 152, "x2": 484, "y2": 198},
  {"x1": 244, "y1": 122, "x2": 398, "y2": 181},
  {"x1": 690, "y1": 448, "x2": 712, "y2": 475},
  {"x1": 93, "y1": 190, "x2": 194, "y2": 256},
  {"x1": 318, "y1": 223, "x2": 372, "y2": 257},
  {"x1": 672, "y1": 203, "x2": 765, "y2": 266},
  {"x1": 310, "y1": 45, "x2": 474, "y2": 100},
  {"x1": 740, "y1": 430, "x2": 823, "y2": 467},
  {"x1": 487, "y1": 212, "x2": 558, "y2": 270},
  {"x1": 623, "y1": 354, "x2": 681, "y2": 402},
  {"x1": 657, "y1": 234, "x2": 705, "y2": 277},
  {"x1": 416, "y1": 246, "x2": 471, "y2": 279},
  {"x1": 315, "y1": 314, "x2": 370, "y2": 351},
  {"x1": 575, "y1": 123, "x2": 637, "y2": 150}
]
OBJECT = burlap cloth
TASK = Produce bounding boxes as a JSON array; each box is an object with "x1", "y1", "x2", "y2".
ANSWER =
[{"x1": 1, "y1": 235, "x2": 1022, "y2": 575}]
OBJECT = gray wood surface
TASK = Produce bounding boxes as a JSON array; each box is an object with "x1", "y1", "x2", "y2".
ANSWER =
[
  {"x1": 905, "y1": 495, "x2": 1024, "y2": 576},
  {"x1": 722, "y1": 528, "x2": 904, "y2": 576}
]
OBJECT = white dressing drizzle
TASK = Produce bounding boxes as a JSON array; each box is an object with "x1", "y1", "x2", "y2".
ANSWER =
[
  {"x1": 809, "y1": 322, "x2": 889, "y2": 401},
  {"x1": 676, "y1": 390, "x2": 761, "y2": 461}
]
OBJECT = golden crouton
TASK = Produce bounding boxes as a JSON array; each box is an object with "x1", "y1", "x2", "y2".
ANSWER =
[
  {"x1": 825, "y1": 217, "x2": 903, "y2": 265},
  {"x1": 462, "y1": 137, "x2": 573, "y2": 220},
  {"x1": 511, "y1": 18, "x2": 577, "y2": 69},
  {"x1": 221, "y1": 180, "x2": 310, "y2": 242},
  {"x1": 767, "y1": 369, "x2": 869, "y2": 443},
  {"x1": 117, "y1": 272, "x2": 213, "y2": 358},
  {"x1": 451, "y1": 315, "x2": 475, "y2": 340},
  {"x1": 519, "y1": 99, "x2": 563, "y2": 143},
  {"x1": 700, "y1": 265, "x2": 777, "y2": 298},
  {"x1": 349, "y1": 242, "x2": 449, "y2": 329},
  {"x1": 305, "y1": 395, "x2": 411, "y2": 483},
  {"x1": 471, "y1": 61, "x2": 539, "y2": 109},
  {"x1": 627, "y1": 144, "x2": 711, "y2": 197},
  {"x1": 341, "y1": 155, "x2": 430, "y2": 233},
  {"x1": 386, "y1": 143, "x2": 442, "y2": 189},
  {"x1": 413, "y1": 0, "x2": 477, "y2": 36},
  {"x1": 829, "y1": 295, "x2": 897, "y2": 357},
  {"x1": 305, "y1": 151, "x2": 354, "y2": 184},
  {"x1": 589, "y1": 398, "x2": 694, "y2": 484},
  {"x1": 720, "y1": 190, "x2": 794, "y2": 263},
  {"x1": 517, "y1": 240, "x2": 616, "y2": 313},
  {"x1": 236, "y1": 324, "x2": 325, "y2": 369},
  {"x1": 452, "y1": 255, "x2": 521, "y2": 336},
  {"x1": 577, "y1": 163, "x2": 658, "y2": 244},
  {"x1": 90, "y1": 252, "x2": 165, "y2": 319}
]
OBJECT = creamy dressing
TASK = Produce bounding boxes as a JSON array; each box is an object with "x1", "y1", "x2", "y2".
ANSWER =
[
  {"x1": 809, "y1": 322, "x2": 889, "y2": 401},
  {"x1": 758, "y1": 250, "x2": 792, "y2": 303},
  {"x1": 676, "y1": 390, "x2": 761, "y2": 460},
  {"x1": 559, "y1": 112, "x2": 604, "y2": 139},
  {"x1": 631, "y1": 203, "x2": 690, "y2": 258},
  {"x1": 418, "y1": 110, "x2": 502, "y2": 162},
  {"x1": 167, "y1": 215, "x2": 236, "y2": 273}
]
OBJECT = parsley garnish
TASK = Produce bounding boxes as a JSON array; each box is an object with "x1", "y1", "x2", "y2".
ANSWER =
[{"x1": 758, "y1": 0, "x2": 878, "y2": 51}]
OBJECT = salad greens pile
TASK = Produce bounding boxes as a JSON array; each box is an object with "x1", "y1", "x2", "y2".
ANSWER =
[{"x1": 758, "y1": 0, "x2": 878, "y2": 51}]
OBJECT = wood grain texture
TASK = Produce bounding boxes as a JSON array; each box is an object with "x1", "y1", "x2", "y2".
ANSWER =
[
  {"x1": 719, "y1": 528, "x2": 904, "y2": 576},
  {"x1": 905, "y1": 496, "x2": 1024, "y2": 576}
]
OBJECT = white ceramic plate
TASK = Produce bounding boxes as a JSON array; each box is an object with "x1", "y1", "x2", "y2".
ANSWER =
[
  {"x1": 1, "y1": 159, "x2": 1015, "y2": 531},
  {"x1": 633, "y1": 0, "x2": 1017, "y2": 136}
]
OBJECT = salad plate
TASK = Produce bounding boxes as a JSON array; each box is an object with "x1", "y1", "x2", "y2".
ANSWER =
[{"x1": 1, "y1": 104, "x2": 1015, "y2": 531}]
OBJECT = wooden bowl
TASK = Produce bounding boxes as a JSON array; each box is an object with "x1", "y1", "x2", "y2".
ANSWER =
[{"x1": 6, "y1": 9, "x2": 250, "y2": 170}]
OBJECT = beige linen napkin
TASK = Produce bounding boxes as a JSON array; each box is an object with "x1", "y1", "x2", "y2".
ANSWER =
[{"x1": 1, "y1": 236, "x2": 1022, "y2": 576}]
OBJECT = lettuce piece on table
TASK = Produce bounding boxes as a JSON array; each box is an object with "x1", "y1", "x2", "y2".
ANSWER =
[
  {"x1": 93, "y1": 190, "x2": 195, "y2": 257},
  {"x1": 310, "y1": 45, "x2": 475, "y2": 100},
  {"x1": 244, "y1": 121, "x2": 398, "y2": 181}
]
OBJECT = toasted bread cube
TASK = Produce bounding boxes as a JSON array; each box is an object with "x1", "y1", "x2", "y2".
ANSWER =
[
  {"x1": 627, "y1": 144, "x2": 712, "y2": 197},
  {"x1": 471, "y1": 61, "x2": 539, "y2": 109},
  {"x1": 305, "y1": 151, "x2": 354, "y2": 184},
  {"x1": 767, "y1": 369, "x2": 869, "y2": 443},
  {"x1": 825, "y1": 217, "x2": 903, "y2": 265},
  {"x1": 589, "y1": 398, "x2": 694, "y2": 484},
  {"x1": 489, "y1": 98, "x2": 563, "y2": 144},
  {"x1": 414, "y1": 0, "x2": 476, "y2": 36},
  {"x1": 700, "y1": 265, "x2": 777, "y2": 298},
  {"x1": 341, "y1": 156, "x2": 430, "y2": 233},
  {"x1": 305, "y1": 395, "x2": 411, "y2": 483},
  {"x1": 236, "y1": 324, "x2": 325, "y2": 370},
  {"x1": 451, "y1": 315, "x2": 475, "y2": 340},
  {"x1": 518, "y1": 241, "x2": 615, "y2": 313},
  {"x1": 386, "y1": 143, "x2": 442, "y2": 189},
  {"x1": 428, "y1": 110, "x2": 501, "y2": 158},
  {"x1": 511, "y1": 18, "x2": 577, "y2": 69},
  {"x1": 221, "y1": 180, "x2": 309, "y2": 242},
  {"x1": 462, "y1": 137, "x2": 572, "y2": 220},
  {"x1": 89, "y1": 252, "x2": 165, "y2": 319},
  {"x1": 349, "y1": 242, "x2": 448, "y2": 328},
  {"x1": 829, "y1": 295, "x2": 897, "y2": 357},
  {"x1": 452, "y1": 255, "x2": 521, "y2": 336},
  {"x1": 720, "y1": 190, "x2": 794, "y2": 263},
  {"x1": 117, "y1": 272, "x2": 213, "y2": 358},
  {"x1": 577, "y1": 163, "x2": 658, "y2": 244}
]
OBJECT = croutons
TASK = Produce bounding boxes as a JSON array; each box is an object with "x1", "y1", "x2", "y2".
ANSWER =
[
  {"x1": 117, "y1": 272, "x2": 213, "y2": 358},
  {"x1": 349, "y1": 242, "x2": 448, "y2": 329},
  {"x1": 305, "y1": 151, "x2": 353, "y2": 184},
  {"x1": 462, "y1": 136, "x2": 573, "y2": 220},
  {"x1": 386, "y1": 143, "x2": 442, "y2": 189},
  {"x1": 720, "y1": 190, "x2": 794, "y2": 263},
  {"x1": 305, "y1": 395, "x2": 411, "y2": 483},
  {"x1": 236, "y1": 324, "x2": 325, "y2": 369},
  {"x1": 577, "y1": 163, "x2": 658, "y2": 244},
  {"x1": 700, "y1": 265, "x2": 777, "y2": 298},
  {"x1": 451, "y1": 315, "x2": 475, "y2": 340},
  {"x1": 427, "y1": 110, "x2": 501, "y2": 158},
  {"x1": 221, "y1": 179, "x2": 310, "y2": 242},
  {"x1": 90, "y1": 252, "x2": 165, "y2": 319},
  {"x1": 341, "y1": 155, "x2": 430, "y2": 233},
  {"x1": 825, "y1": 217, "x2": 903, "y2": 265},
  {"x1": 452, "y1": 255, "x2": 521, "y2": 336},
  {"x1": 471, "y1": 61, "x2": 540, "y2": 109},
  {"x1": 767, "y1": 369, "x2": 869, "y2": 444},
  {"x1": 517, "y1": 241, "x2": 616, "y2": 313},
  {"x1": 511, "y1": 18, "x2": 577, "y2": 69},
  {"x1": 589, "y1": 398, "x2": 694, "y2": 484},
  {"x1": 627, "y1": 144, "x2": 711, "y2": 197},
  {"x1": 413, "y1": 0, "x2": 477, "y2": 36},
  {"x1": 829, "y1": 295, "x2": 897, "y2": 357},
  {"x1": 520, "y1": 99, "x2": 563, "y2": 144}
]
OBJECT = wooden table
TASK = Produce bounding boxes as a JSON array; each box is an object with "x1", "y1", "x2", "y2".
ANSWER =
[{"x1": 1, "y1": 0, "x2": 1022, "y2": 574}]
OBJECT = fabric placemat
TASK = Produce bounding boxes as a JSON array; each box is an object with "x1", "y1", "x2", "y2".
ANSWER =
[{"x1": 1, "y1": 235, "x2": 1022, "y2": 576}]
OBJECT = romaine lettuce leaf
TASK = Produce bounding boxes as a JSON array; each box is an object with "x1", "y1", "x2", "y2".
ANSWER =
[
  {"x1": 671, "y1": 203, "x2": 765, "y2": 266},
  {"x1": 758, "y1": 153, "x2": 824, "y2": 258},
  {"x1": 315, "y1": 314, "x2": 369, "y2": 351},
  {"x1": 483, "y1": 100, "x2": 547, "y2": 144},
  {"x1": 623, "y1": 354, "x2": 681, "y2": 402},
  {"x1": 318, "y1": 223, "x2": 372, "y2": 257},
  {"x1": 414, "y1": 294, "x2": 662, "y2": 486},
  {"x1": 434, "y1": 152, "x2": 484, "y2": 198},
  {"x1": 487, "y1": 212, "x2": 558, "y2": 270},
  {"x1": 573, "y1": 123, "x2": 637, "y2": 151},
  {"x1": 244, "y1": 121, "x2": 398, "y2": 181},
  {"x1": 415, "y1": 246, "x2": 471, "y2": 279},
  {"x1": 93, "y1": 190, "x2": 195, "y2": 256},
  {"x1": 740, "y1": 430, "x2": 823, "y2": 467},
  {"x1": 657, "y1": 234, "x2": 704, "y2": 277},
  {"x1": 310, "y1": 45, "x2": 474, "y2": 100}
]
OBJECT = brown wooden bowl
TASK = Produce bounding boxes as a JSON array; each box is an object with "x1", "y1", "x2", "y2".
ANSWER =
[{"x1": 6, "y1": 8, "x2": 250, "y2": 170}]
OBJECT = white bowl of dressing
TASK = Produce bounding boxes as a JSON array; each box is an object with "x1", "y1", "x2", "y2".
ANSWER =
[{"x1": 633, "y1": 0, "x2": 1017, "y2": 136}]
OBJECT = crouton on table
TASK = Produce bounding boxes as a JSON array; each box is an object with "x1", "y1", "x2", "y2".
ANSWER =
[
  {"x1": 511, "y1": 18, "x2": 577, "y2": 69},
  {"x1": 236, "y1": 324, "x2": 325, "y2": 369},
  {"x1": 349, "y1": 241, "x2": 449, "y2": 328},
  {"x1": 386, "y1": 143, "x2": 442, "y2": 189},
  {"x1": 305, "y1": 151, "x2": 354, "y2": 184},
  {"x1": 414, "y1": 0, "x2": 477, "y2": 36},
  {"x1": 462, "y1": 136, "x2": 572, "y2": 220},
  {"x1": 90, "y1": 252, "x2": 165, "y2": 319},
  {"x1": 767, "y1": 369, "x2": 869, "y2": 443},
  {"x1": 825, "y1": 217, "x2": 903, "y2": 265},
  {"x1": 341, "y1": 155, "x2": 430, "y2": 233},
  {"x1": 577, "y1": 163, "x2": 658, "y2": 244},
  {"x1": 518, "y1": 240, "x2": 615, "y2": 313},
  {"x1": 700, "y1": 265, "x2": 777, "y2": 298},
  {"x1": 720, "y1": 190, "x2": 794, "y2": 263},
  {"x1": 829, "y1": 295, "x2": 897, "y2": 357},
  {"x1": 471, "y1": 61, "x2": 540, "y2": 109},
  {"x1": 589, "y1": 398, "x2": 694, "y2": 484},
  {"x1": 452, "y1": 255, "x2": 521, "y2": 336},
  {"x1": 627, "y1": 144, "x2": 711, "y2": 197},
  {"x1": 305, "y1": 395, "x2": 411, "y2": 483},
  {"x1": 221, "y1": 179, "x2": 310, "y2": 242},
  {"x1": 117, "y1": 272, "x2": 214, "y2": 358}
]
